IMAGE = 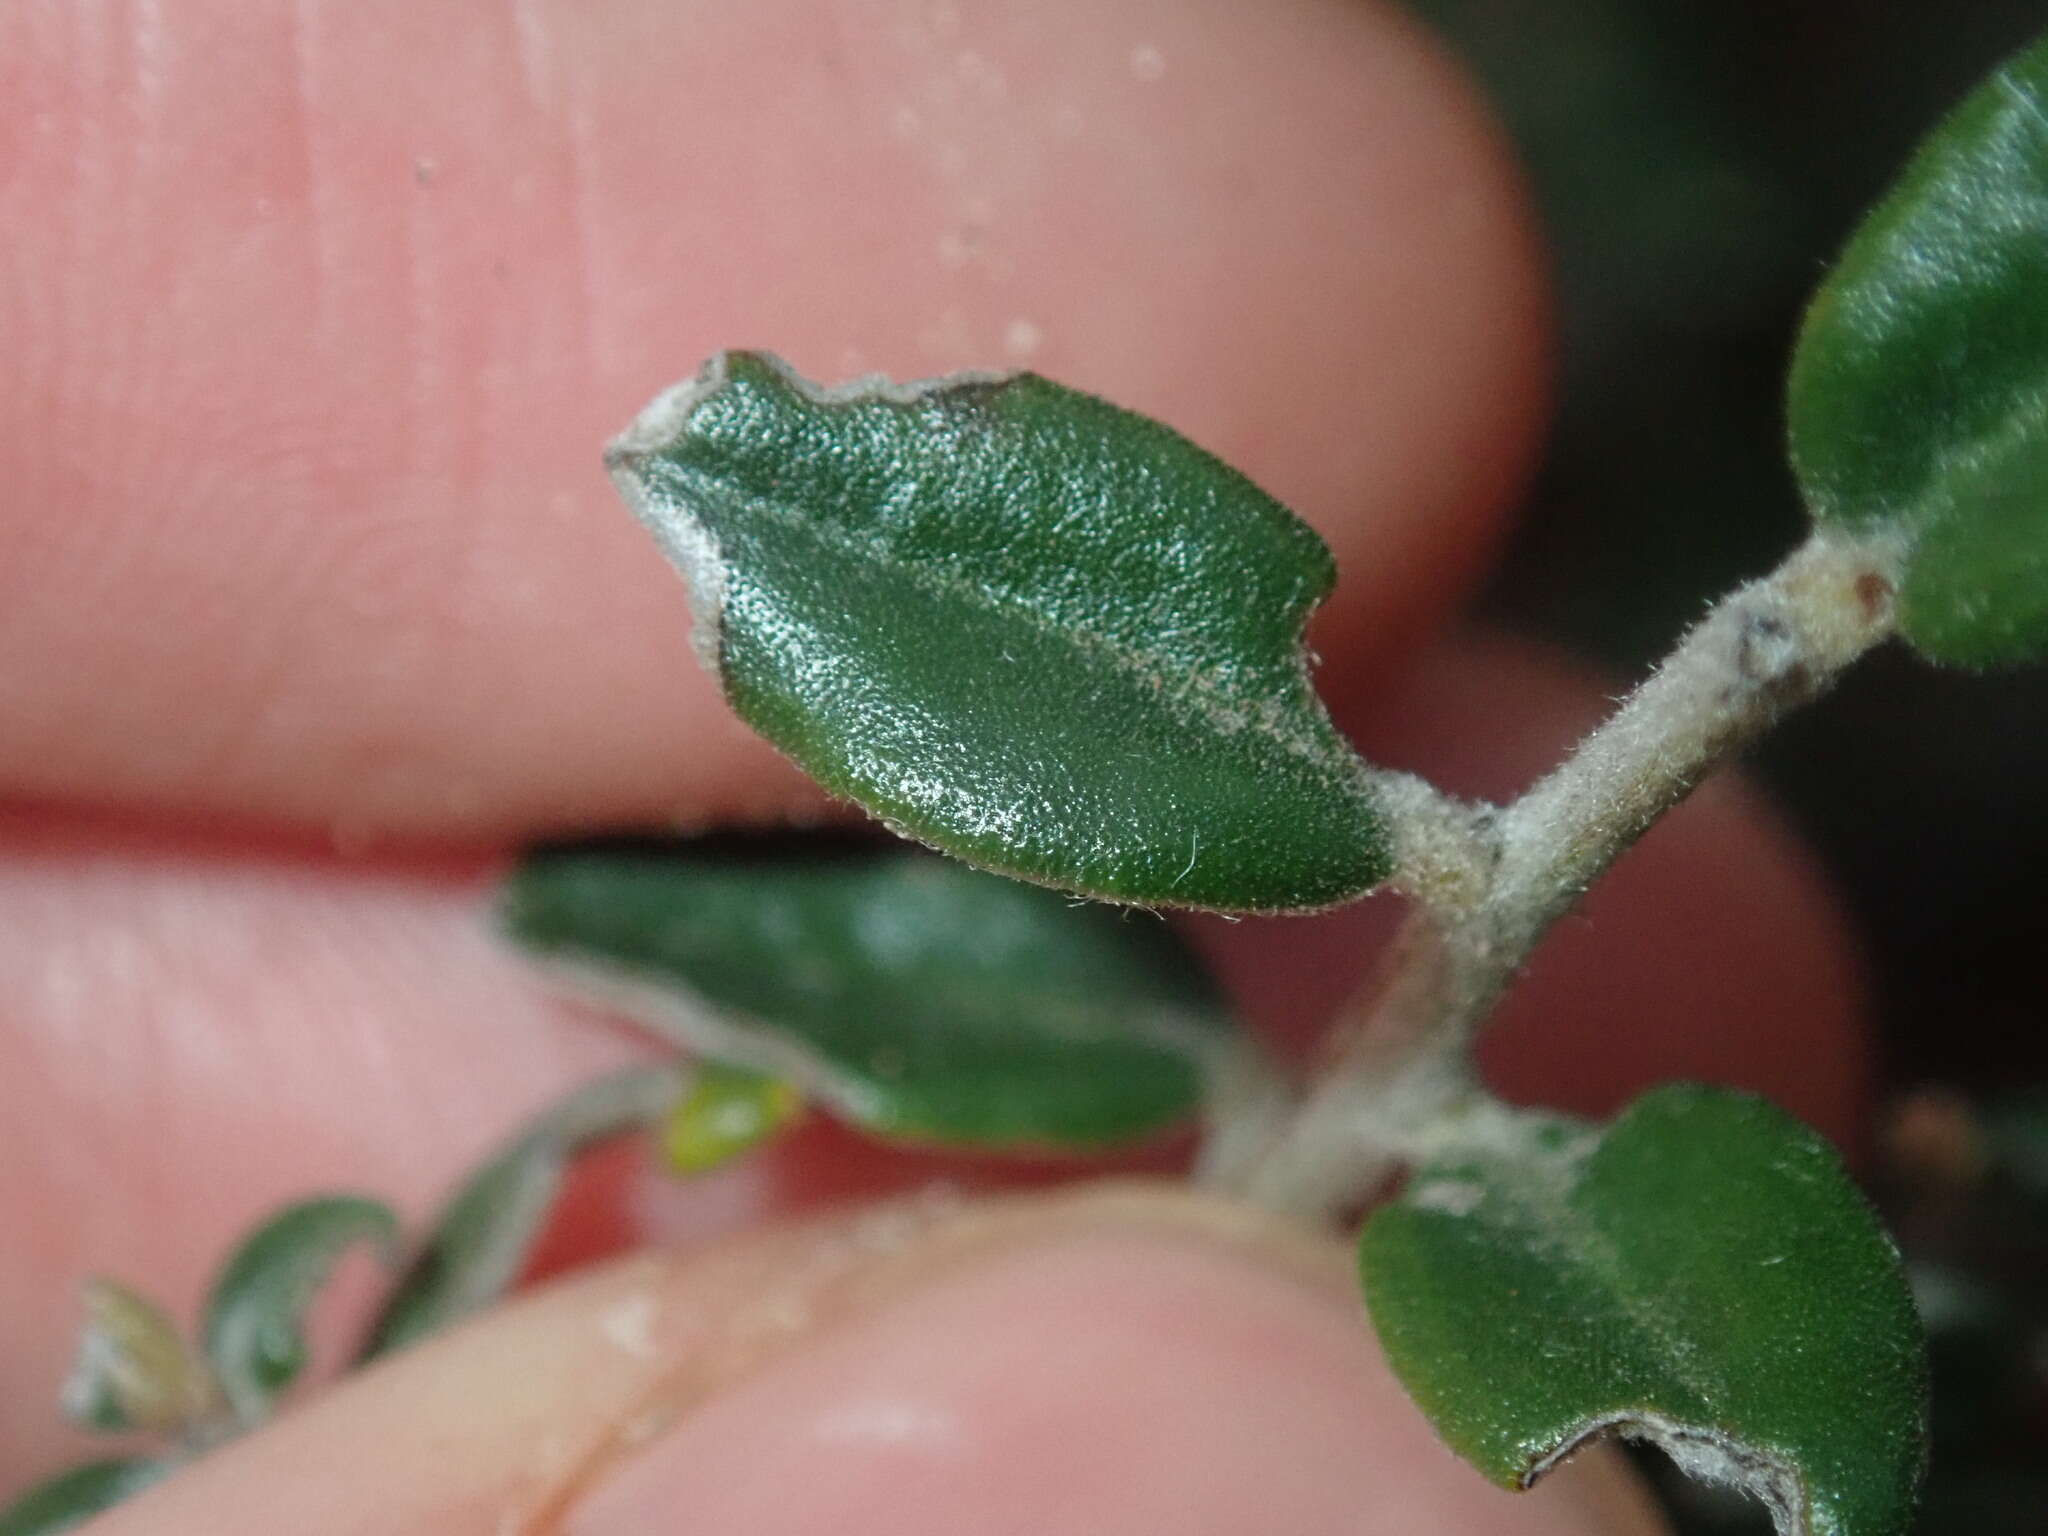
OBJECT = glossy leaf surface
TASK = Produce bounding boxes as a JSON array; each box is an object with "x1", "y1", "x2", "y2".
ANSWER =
[
  {"x1": 503, "y1": 836, "x2": 1260, "y2": 1150},
  {"x1": 362, "y1": 1064, "x2": 682, "y2": 1360},
  {"x1": 1359, "y1": 1087, "x2": 1926, "y2": 1536},
  {"x1": 202, "y1": 1196, "x2": 398, "y2": 1424},
  {"x1": 60, "y1": 1279, "x2": 218, "y2": 1436},
  {"x1": 608, "y1": 351, "x2": 1391, "y2": 911},
  {"x1": 1788, "y1": 31, "x2": 2048, "y2": 666},
  {"x1": 0, "y1": 1459, "x2": 166, "y2": 1536}
]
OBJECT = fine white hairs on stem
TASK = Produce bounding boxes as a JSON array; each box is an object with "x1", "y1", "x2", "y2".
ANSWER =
[{"x1": 1223, "y1": 527, "x2": 1906, "y2": 1221}]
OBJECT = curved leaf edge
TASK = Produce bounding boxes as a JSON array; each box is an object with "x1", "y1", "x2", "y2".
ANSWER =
[
  {"x1": 361, "y1": 1063, "x2": 683, "y2": 1361},
  {"x1": 1359, "y1": 1085, "x2": 1929, "y2": 1536},
  {"x1": 605, "y1": 350, "x2": 1395, "y2": 915},
  {"x1": 1785, "y1": 33, "x2": 2048, "y2": 669},
  {"x1": 1786, "y1": 33, "x2": 2048, "y2": 511},
  {"x1": 1527, "y1": 1411, "x2": 1806, "y2": 1532},
  {"x1": 201, "y1": 1195, "x2": 401, "y2": 1424}
]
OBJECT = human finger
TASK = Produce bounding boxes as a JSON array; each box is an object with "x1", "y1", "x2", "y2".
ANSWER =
[
  {"x1": 84, "y1": 1185, "x2": 1666, "y2": 1536},
  {"x1": 0, "y1": 633, "x2": 1861, "y2": 1484},
  {"x1": 0, "y1": 0, "x2": 1543, "y2": 841}
]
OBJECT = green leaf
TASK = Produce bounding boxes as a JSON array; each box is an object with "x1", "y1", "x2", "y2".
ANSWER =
[
  {"x1": 1982, "y1": 1088, "x2": 2048, "y2": 1211},
  {"x1": 361, "y1": 1064, "x2": 683, "y2": 1361},
  {"x1": 607, "y1": 351, "x2": 1391, "y2": 912},
  {"x1": 0, "y1": 1459, "x2": 167, "y2": 1536},
  {"x1": 1788, "y1": 31, "x2": 2048, "y2": 666},
  {"x1": 662, "y1": 1062, "x2": 805, "y2": 1175},
  {"x1": 501, "y1": 835, "x2": 1272, "y2": 1152},
  {"x1": 60, "y1": 1278, "x2": 221, "y2": 1437},
  {"x1": 1358, "y1": 1087, "x2": 1926, "y2": 1536},
  {"x1": 202, "y1": 1196, "x2": 399, "y2": 1425}
]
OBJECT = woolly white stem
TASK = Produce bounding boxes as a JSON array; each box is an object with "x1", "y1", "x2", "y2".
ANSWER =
[{"x1": 1224, "y1": 528, "x2": 1907, "y2": 1221}]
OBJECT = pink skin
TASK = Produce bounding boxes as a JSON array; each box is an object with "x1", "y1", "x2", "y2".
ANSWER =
[
  {"x1": 0, "y1": 2, "x2": 1855, "y2": 1531},
  {"x1": 81, "y1": 1191, "x2": 1669, "y2": 1536},
  {"x1": 0, "y1": 0, "x2": 1538, "y2": 839}
]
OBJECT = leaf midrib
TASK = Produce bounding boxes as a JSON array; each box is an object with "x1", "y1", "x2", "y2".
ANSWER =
[
  {"x1": 673, "y1": 465, "x2": 1370, "y2": 786},
  {"x1": 1492, "y1": 1142, "x2": 1773, "y2": 1440}
]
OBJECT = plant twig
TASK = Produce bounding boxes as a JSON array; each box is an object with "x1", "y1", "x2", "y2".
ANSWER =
[{"x1": 1220, "y1": 527, "x2": 1908, "y2": 1220}]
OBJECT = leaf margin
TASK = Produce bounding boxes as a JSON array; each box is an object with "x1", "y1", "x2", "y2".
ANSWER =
[
  {"x1": 1357, "y1": 1085, "x2": 1929, "y2": 1536},
  {"x1": 605, "y1": 349, "x2": 1396, "y2": 912},
  {"x1": 201, "y1": 1194, "x2": 400, "y2": 1426}
]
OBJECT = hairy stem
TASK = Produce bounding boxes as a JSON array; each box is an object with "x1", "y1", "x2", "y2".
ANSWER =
[{"x1": 1221, "y1": 528, "x2": 1907, "y2": 1221}]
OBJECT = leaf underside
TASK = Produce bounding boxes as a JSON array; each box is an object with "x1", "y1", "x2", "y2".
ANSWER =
[
  {"x1": 1358, "y1": 1087, "x2": 1926, "y2": 1536},
  {"x1": 607, "y1": 351, "x2": 1391, "y2": 912},
  {"x1": 501, "y1": 834, "x2": 1253, "y2": 1151},
  {"x1": 1788, "y1": 30, "x2": 2048, "y2": 666}
]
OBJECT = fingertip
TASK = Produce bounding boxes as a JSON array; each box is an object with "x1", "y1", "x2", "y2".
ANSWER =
[
  {"x1": 566, "y1": 1207, "x2": 1652, "y2": 1536},
  {"x1": 1, "y1": 0, "x2": 1545, "y2": 836},
  {"x1": 84, "y1": 1186, "x2": 1662, "y2": 1536}
]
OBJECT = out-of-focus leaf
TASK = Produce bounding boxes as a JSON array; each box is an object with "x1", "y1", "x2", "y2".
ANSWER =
[
  {"x1": 1788, "y1": 30, "x2": 2048, "y2": 666},
  {"x1": 607, "y1": 351, "x2": 1392, "y2": 912},
  {"x1": 503, "y1": 836, "x2": 1273, "y2": 1152},
  {"x1": 360, "y1": 1064, "x2": 683, "y2": 1360},
  {"x1": 662, "y1": 1062, "x2": 804, "y2": 1175},
  {"x1": 0, "y1": 1459, "x2": 167, "y2": 1536},
  {"x1": 59, "y1": 1279, "x2": 219, "y2": 1437},
  {"x1": 1982, "y1": 1089, "x2": 2048, "y2": 1209},
  {"x1": 1910, "y1": 1263, "x2": 2034, "y2": 1469},
  {"x1": 202, "y1": 1195, "x2": 398, "y2": 1425},
  {"x1": 1359, "y1": 1087, "x2": 1926, "y2": 1536}
]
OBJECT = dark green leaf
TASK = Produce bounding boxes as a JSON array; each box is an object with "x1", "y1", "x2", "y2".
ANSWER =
[
  {"x1": 1788, "y1": 31, "x2": 2048, "y2": 666},
  {"x1": 1358, "y1": 1087, "x2": 1926, "y2": 1536},
  {"x1": 607, "y1": 352, "x2": 1391, "y2": 911},
  {"x1": 59, "y1": 1278, "x2": 220, "y2": 1437},
  {"x1": 202, "y1": 1196, "x2": 398, "y2": 1424},
  {"x1": 361, "y1": 1064, "x2": 683, "y2": 1360},
  {"x1": 0, "y1": 1459, "x2": 167, "y2": 1536},
  {"x1": 502, "y1": 836, "x2": 1272, "y2": 1152}
]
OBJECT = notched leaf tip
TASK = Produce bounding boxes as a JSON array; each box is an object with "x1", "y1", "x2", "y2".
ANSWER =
[{"x1": 606, "y1": 351, "x2": 1032, "y2": 471}]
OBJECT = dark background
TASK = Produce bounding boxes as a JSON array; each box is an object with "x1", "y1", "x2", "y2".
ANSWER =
[
  {"x1": 1412, "y1": 7, "x2": 2048, "y2": 1528},
  {"x1": 1418, "y1": 0, "x2": 2048, "y2": 1091}
]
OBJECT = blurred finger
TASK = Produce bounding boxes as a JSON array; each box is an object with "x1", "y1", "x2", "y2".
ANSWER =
[
  {"x1": 0, "y1": 0, "x2": 1543, "y2": 841},
  {"x1": 0, "y1": 632, "x2": 1861, "y2": 1483},
  {"x1": 86, "y1": 1185, "x2": 1667, "y2": 1536}
]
